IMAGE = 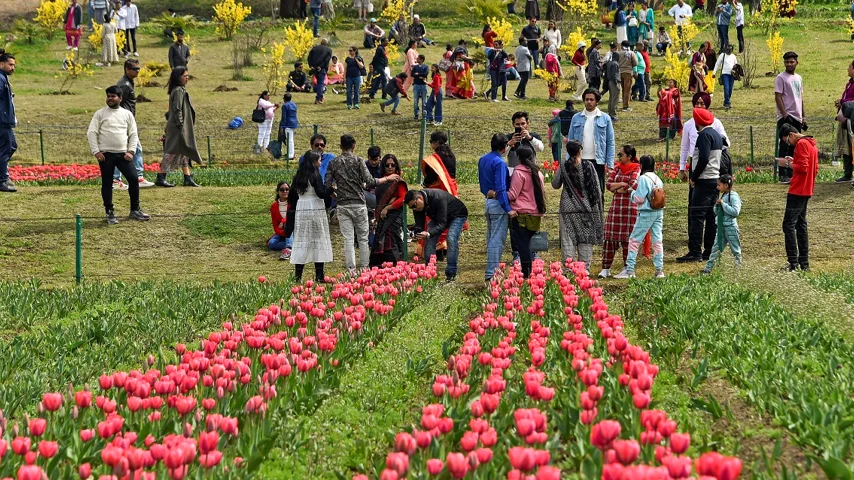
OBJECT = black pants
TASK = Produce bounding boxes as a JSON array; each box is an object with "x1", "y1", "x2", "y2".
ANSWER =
[
  {"x1": 369, "y1": 71, "x2": 387, "y2": 99},
  {"x1": 295, "y1": 262, "x2": 325, "y2": 281},
  {"x1": 607, "y1": 80, "x2": 620, "y2": 118},
  {"x1": 124, "y1": 28, "x2": 137, "y2": 53},
  {"x1": 510, "y1": 219, "x2": 536, "y2": 278},
  {"x1": 736, "y1": 25, "x2": 744, "y2": 53},
  {"x1": 777, "y1": 116, "x2": 802, "y2": 181},
  {"x1": 489, "y1": 71, "x2": 507, "y2": 100},
  {"x1": 593, "y1": 161, "x2": 605, "y2": 193},
  {"x1": 782, "y1": 193, "x2": 809, "y2": 269},
  {"x1": 99, "y1": 152, "x2": 140, "y2": 213},
  {"x1": 843, "y1": 154, "x2": 853, "y2": 179},
  {"x1": 688, "y1": 180, "x2": 718, "y2": 257},
  {"x1": 515, "y1": 70, "x2": 530, "y2": 97},
  {"x1": 299, "y1": 0, "x2": 307, "y2": 18},
  {"x1": 588, "y1": 75, "x2": 601, "y2": 92}
]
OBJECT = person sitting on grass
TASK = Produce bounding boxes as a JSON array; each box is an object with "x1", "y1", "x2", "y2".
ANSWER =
[
  {"x1": 380, "y1": 72, "x2": 410, "y2": 115},
  {"x1": 268, "y1": 181, "x2": 294, "y2": 260},
  {"x1": 703, "y1": 174, "x2": 742, "y2": 273},
  {"x1": 287, "y1": 62, "x2": 311, "y2": 93},
  {"x1": 87, "y1": 85, "x2": 150, "y2": 225}
]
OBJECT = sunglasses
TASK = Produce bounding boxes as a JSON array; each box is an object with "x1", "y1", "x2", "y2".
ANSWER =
[
  {"x1": 313, "y1": 143, "x2": 326, "y2": 148},
  {"x1": 129, "y1": 67, "x2": 141, "y2": 71},
  {"x1": 384, "y1": 163, "x2": 396, "y2": 168}
]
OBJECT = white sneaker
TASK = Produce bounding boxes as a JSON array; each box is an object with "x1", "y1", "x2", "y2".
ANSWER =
[
  {"x1": 598, "y1": 268, "x2": 610, "y2": 278},
  {"x1": 433, "y1": 122, "x2": 443, "y2": 126},
  {"x1": 95, "y1": 62, "x2": 104, "y2": 67},
  {"x1": 613, "y1": 269, "x2": 634, "y2": 279},
  {"x1": 112, "y1": 180, "x2": 129, "y2": 191},
  {"x1": 138, "y1": 177, "x2": 154, "y2": 188},
  {"x1": 66, "y1": 46, "x2": 72, "y2": 50},
  {"x1": 133, "y1": 52, "x2": 139, "y2": 57},
  {"x1": 72, "y1": 47, "x2": 78, "y2": 51},
  {"x1": 654, "y1": 271, "x2": 665, "y2": 279}
]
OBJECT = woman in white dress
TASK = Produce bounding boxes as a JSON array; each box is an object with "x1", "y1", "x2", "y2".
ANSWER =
[
  {"x1": 287, "y1": 151, "x2": 334, "y2": 282},
  {"x1": 100, "y1": 14, "x2": 120, "y2": 66}
]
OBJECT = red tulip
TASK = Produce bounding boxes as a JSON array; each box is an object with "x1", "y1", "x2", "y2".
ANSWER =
[
  {"x1": 37, "y1": 440, "x2": 58, "y2": 459},
  {"x1": 75, "y1": 390, "x2": 93, "y2": 408},
  {"x1": 78, "y1": 463, "x2": 92, "y2": 479},
  {"x1": 11, "y1": 437, "x2": 31, "y2": 456},
  {"x1": 613, "y1": 440, "x2": 640, "y2": 465},
  {"x1": 28, "y1": 418, "x2": 46, "y2": 437},
  {"x1": 426, "y1": 458, "x2": 443, "y2": 475},
  {"x1": 386, "y1": 452, "x2": 409, "y2": 476},
  {"x1": 16, "y1": 465, "x2": 43, "y2": 480},
  {"x1": 445, "y1": 452, "x2": 468, "y2": 479},
  {"x1": 536, "y1": 466, "x2": 561, "y2": 480},
  {"x1": 460, "y1": 431, "x2": 478, "y2": 452},
  {"x1": 42, "y1": 393, "x2": 62, "y2": 412},
  {"x1": 590, "y1": 420, "x2": 621, "y2": 450},
  {"x1": 0, "y1": 439, "x2": 7, "y2": 458},
  {"x1": 480, "y1": 428, "x2": 497, "y2": 447},
  {"x1": 670, "y1": 433, "x2": 690, "y2": 454},
  {"x1": 508, "y1": 447, "x2": 536, "y2": 472},
  {"x1": 379, "y1": 469, "x2": 398, "y2": 480},
  {"x1": 663, "y1": 455, "x2": 693, "y2": 478},
  {"x1": 258, "y1": 276, "x2": 267, "y2": 283},
  {"x1": 199, "y1": 451, "x2": 223, "y2": 468},
  {"x1": 394, "y1": 433, "x2": 417, "y2": 456},
  {"x1": 718, "y1": 457, "x2": 743, "y2": 480},
  {"x1": 199, "y1": 431, "x2": 219, "y2": 454}
]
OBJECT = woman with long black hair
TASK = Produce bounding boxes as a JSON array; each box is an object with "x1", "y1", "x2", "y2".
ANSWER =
[
  {"x1": 508, "y1": 145, "x2": 546, "y2": 278},
  {"x1": 157, "y1": 66, "x2": 202, "y2": 187},
  {"x1": 551, "y1": 140, "x2": 604, "y2": 271},
  {"x1": 286, "y1": 151, "x2": 334, "y2": 282},
  {"x1": 370, "y1": 154, "x2": 409, "y2": 266}
]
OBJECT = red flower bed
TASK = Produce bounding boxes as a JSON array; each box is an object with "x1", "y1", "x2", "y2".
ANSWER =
[{"x1": 8, "y1": 164, "x2": 162, "y2": 183}]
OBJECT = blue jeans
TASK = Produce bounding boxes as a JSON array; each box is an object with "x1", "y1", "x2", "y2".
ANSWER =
[
  {"x1": 0, "y1": 128, "x2": 16, "y2": 183},
  {"x1": 626, "y1": 210, "x2": 664, "y2": 273},
  {"x1": 114, "y1": 144, "x2": 144, "y2": 181},
  {"x1": 311, "y1": 7, "x2": 321, "y2": 37},
  {"x1": 506, "y1": 67, "x2": 520, "y2": 80},
  {"x1": 425, "y1": 89, "x2": 443, "y2": 122},
  {"x1": 484, "y1": 199, "x2": 509, "y2": 280},
  {"x1": 315, "y1": 68, "x2": 327, "y2": 101},
  {"x1": 413, "y1": 84, "x2": 427, "y2": 118},
  {"x1": 632, "y1": 73, "x2": 646, "y2": 100},
  {"x1": 425, "y1": 216, "x2": 466, "y2": 279},
  {"x1": 381, "y1": 94, "x2": 400, "y2": 112},
  {"x1": 268, "y1": 234, "x2": 293, "y2": 250},
  {"x1": 721, "y1": 73, "x2": 734, "y2": 106},
  {"x1": 346, "y1": 76, "x2": 361, "y2": 107},
  {"x1": 717, "y1": 24, "x2": 730, "y2": 51},
  {"x1": 489, "y1": 71, "x2": 507, "y2": 100}
]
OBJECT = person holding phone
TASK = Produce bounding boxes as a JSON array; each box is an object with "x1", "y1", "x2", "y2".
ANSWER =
[
  {"x1": 506, "y1": 111, "x2": 545, "y2": 168},
  {"x1": 777, "y1": 123, "x2": 818, "y2": 271}
]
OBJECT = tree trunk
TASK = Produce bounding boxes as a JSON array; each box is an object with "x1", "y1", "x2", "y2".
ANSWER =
[
  {"x1": 546, "y1": 0, "x2": 565, "y2": 21},
  {"x1": 280, "y1": 0, "x2": 301, "y2": 18}
]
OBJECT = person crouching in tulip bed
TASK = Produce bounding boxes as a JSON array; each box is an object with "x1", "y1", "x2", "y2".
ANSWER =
[{"x1": 406, "y1": 188, "x2": 468, "y2": 282}]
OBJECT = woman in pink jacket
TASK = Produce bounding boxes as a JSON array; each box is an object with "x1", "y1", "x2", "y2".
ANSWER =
[{"x1": 508, "y1": 145, "x2": 547, "y2": 278}]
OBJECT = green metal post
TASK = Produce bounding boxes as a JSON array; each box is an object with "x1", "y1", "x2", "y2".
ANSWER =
[
  {"x1": 749, "y1": 125, "x2": 754, "y2": 165},
  {"x1": 402, "y1": 205, "x2": 409, "y2": 261},
  {"x1": 206, "y1": 135, "x2": 212, "y2": 167},
  {"x1": 313, "y1": 124, "x2": 318, "y2": 136},
  {"x1": 75, "y1": 214, "x2": 82, "y2": 285},
  {"x1": 665, "y1": 128, "x2": 670, "y2": 164},
  {"x1": 370, "y1": 128, "x2": 374, "y2": 147},
  {"x1": 39, "y1": 129, "x2": 45, "y2": 166},
  {"x1": 417, "y1": 116, "x2": 426, "y2": 184}
]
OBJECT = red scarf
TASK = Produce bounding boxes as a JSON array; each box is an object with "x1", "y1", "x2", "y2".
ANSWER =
[{"x1": 614, "y1": 161, "x2": 640, "y2": 176}]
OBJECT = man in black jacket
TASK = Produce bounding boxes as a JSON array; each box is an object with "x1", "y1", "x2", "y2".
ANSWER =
[
  {"x1": 368, "y1": 38, "x2": 389, "y2": 101},
  {"x1": 558, "y1": 99, "x2": 577, "y2": 137},
  {"x1": 307, "y1": 38, "x2": 332, "y2": 104},
  {"x1": 406, "y1": 189, "x2": 468, "y2": 281},
  {"x1": 0, "y1": 50, "x2": 16, "y2": 193},
  {"x1": 603, "y1": 43, "x2": 621, "y2": 121},
  {"x1": 586, "y1": 38, "x2": 603, "y2": 91}
]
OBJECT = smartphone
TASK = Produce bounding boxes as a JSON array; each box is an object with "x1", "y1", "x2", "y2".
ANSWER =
[{"x1": 514, "y1": 126, "x2": 523, "y2": 135}]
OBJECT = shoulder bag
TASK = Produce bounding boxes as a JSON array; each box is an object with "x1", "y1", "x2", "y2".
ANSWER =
[{"x1": 251, "y1": 101, "x2": 266, "y2": 123}]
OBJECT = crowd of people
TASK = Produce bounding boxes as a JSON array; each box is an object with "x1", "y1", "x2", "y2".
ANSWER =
[{"x1": 62, "y1": 0, "x2": 142, "y2": 68}]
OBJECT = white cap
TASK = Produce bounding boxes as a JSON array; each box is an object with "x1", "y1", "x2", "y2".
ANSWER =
[
  {"x1": 577, "y1": 41, "x2": 587, "y2": 48},
  {"x1": 413, "y1": 14, "x2": 420, "y2": 19}
]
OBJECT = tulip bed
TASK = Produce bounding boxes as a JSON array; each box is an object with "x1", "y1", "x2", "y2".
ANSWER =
[
  {"x1": 623, "y1": 274, "x2": 854, "y2": 477},
  {"x1": 363, "y1": 261, "x2": 742, "y2": 480},
  {"x1": 0, "y1": 263, "x2": 438, "y2": 479}
]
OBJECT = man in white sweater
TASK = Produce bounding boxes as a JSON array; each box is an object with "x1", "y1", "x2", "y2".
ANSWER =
[{"x1": 87, "y1": 85, "x2": 150, "y2": 224}]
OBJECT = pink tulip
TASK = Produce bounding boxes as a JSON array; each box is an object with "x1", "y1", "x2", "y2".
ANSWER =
[
  {"x1": 42, "y1": 393, "x2": 62, "y2": 412},
  {"x1": 426, "y1": 458, "x2": 443, "y2": 475},
  {"x1": 78, "y1": 463, "x2": 92, "y2": 479},
  {"x1": 11, "y1": 437, "x2": 31, "y2": 456},
  {"x1": 445, "y1": 452, "x2": 468, "y2": 479},
  {"x1": 670, "y1": 433, "x2": 690, "y2": 454},
  {"x1": 28, "y1": 419, "x2": 46, "y2": 437},
  {"x1": 37, "y1": 441, "x2": 58, "y2": 459},
  {"x1": 16, "y1": 465, "x2": 43, "y2": 480}
]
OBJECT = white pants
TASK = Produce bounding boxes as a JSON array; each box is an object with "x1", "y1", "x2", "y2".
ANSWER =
[
  {"x1": 574, "y1": 66, "x2": 588, "y2": 98},
  {"x1": 283, "y1": 127, "x2": 296, "y2": 159},
  {"x1": 257, "y1": 119, "x2": 273, "y2": 149},
  {"x1": 336, "y1": 203, "x2": 370, "y2": 270}
]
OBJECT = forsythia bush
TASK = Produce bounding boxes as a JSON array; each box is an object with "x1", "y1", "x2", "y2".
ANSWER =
[
  {"x1": 472, "y1": 16, "x2": 514, "y2": 47},
  {"x1": 667, "y1": 20, "x2": 698, "y2": 55},
  {"x1": 846, "y1": 18, "x2": 854, "y2": 40},
  {"x1": 261, "y1": 42, "x2": 288, "y2": 95},
  {"x1": 87, "y1": 23, "x2": 126, "y2": 54},
  {"x1": 663, "y1": 49, "x2": 690, "y2": 92},
  {"x1": 766, "y1": 31, "x2": 784, "y2": 73},
  {"x1": 213, "y1": 0, "x2": 252, "y2": 40},
  {"x1": 55, "y1": 52, "x2": 94, "y2": 94},
  {"x1": 561, "y1": 27, "x2": 589, "y2": 56},
  {"x1": 381, "y1": 0, "x2": 419, "y2": 24},
  {"x1": 143, "y1": 60, "x2": 170, "y2": 76},
  {"x1": 555, "y1": 0, "x2": 598, "y2": 17},
  {"x1": 283, "y1": 20, "x2": 314, "y2": 61},
  {"x1": 136, "y1": 67, "x2": 157, "y2": 87},
  {"x1": 34, "y1": 0, "x2": 69, "y2": 40}
]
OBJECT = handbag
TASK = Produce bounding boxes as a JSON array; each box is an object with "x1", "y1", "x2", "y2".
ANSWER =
[
  {"x1": 529, "y1": 231, "x2": 549, "y2": 252},
  {"x1": 645, "y1": 29, "x2": 654, "y2": 40},
  {"x1": 438, "y1": 57, "x2": 452, "y2": 72},
  {"x1": 251, "y1": 103, "x2": 265, "y2": 123},
  {"x1": 628, "y1": 16, "x2": 638, "y2": 27},
  {"x1": 367, "y1": 1, "x2": 374, "y2": 12}
]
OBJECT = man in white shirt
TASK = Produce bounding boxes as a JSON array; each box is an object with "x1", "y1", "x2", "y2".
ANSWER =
[
  {"x1": 713, "y1": 45, "x2": 738, "y2": 109},
  {"x1": 568, "y1": 89, "x2": 616, "y2": 192},
  {"x1": 87, "y1": 85, "x2": 149, "y2": 224},
  {"x1": 733, "y1": 0, "x2": 745, "y2": 53},
  {"x1": 668, "y1": 0, "x2": 693, "y2": 51}
]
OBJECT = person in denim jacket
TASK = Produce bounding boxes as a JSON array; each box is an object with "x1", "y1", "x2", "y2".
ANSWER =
[{"x1": 567, "y1": 89, "x2": 616, "y2": 192}]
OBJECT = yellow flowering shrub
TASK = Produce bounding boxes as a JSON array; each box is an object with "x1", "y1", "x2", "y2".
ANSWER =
[
  {"x1": 35, "y1": 0, "x2": 70, "y2": 40},
  {"x1": 213, "y1": 0, "x2": 251, "y2": 40},
  {"x1": 554, "y1": 0, "x2": 598, "y2": 17},
  {"x1": 55, "y1": 51, "x2": 94, "y2": 94},
  {"x1": 472, "y1": 16, "x2": 514, "y2": 47},
  {"x1": 848, "y1": 19, "x2": 854, "y2": 39},
  {"x1": 766, "y1": 31, "x2": 784, "y2": 73},
  {"x1": 667, "y1": 20, "x2": 698, "y2": 55},
  {"x1": 283, "y1": 20, "x2": 315, "y2": 61},
  {"x1": 381, "y1": 0, "x2": 419, "y2": 24},
  {"x1": 560, "y1": 27, "x2": 589, "y2": 56},
  {"x1": 261, "y1": 42, "x2": 288, "y2": 95},
  {"x1": 663, "y1": 49, "x2": 689, "y2": 92},
  {"x1": 87, "y1": 22, "x2": 127, "y2": 54},
  {"x1": 136, "y1": 67, "x2": 157, "y2": 87}
]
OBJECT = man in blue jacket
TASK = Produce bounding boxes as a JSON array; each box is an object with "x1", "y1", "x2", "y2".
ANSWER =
[
  {"x1": 568, "y1": 88, "x2": 615, "y2": 193},
  {"x1": 478, "y1": 133, "x2": 516, "y2": 282},
  {"x1": 280, "y1": 93, "x2": 298, "y2": 161},
  {"x1": 0, "y1": 50, "x2": 17, "y2": 193}
]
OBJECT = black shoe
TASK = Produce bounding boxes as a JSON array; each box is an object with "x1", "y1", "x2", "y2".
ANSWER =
[
  {"x1": 155, "y1": 173, "x2": 174, "y2": 188},
  {"x1": 799, "y1": 264, "x2": 810, "y2": 272},
  {"x1": 779, "y1": 178, "x2": 791, "y2": 185},
  {"x1": 0, "y1": 181, "x2": 17, "y2": 192},
  {"x1": 183, "y1": 174, "x2": 201, "y2": 187},
  {"x1": 835, "y1": 176, "x2": 852, "y2": 183},
  {"x1": 106, "y1": 209, "x2": 118, "y2": 225},
  {"x1": 783, "y1": 264, "x2": 798, "y2": 272},
  {"x1": 446, "y1": 275, "x2": 456, "y2": 283},
  {"x1": 676, "y1": 254, "x2": 703, "y2": 263},
  {"x1": 129, "y1": 209, "x2": 151, "y2": 221}
]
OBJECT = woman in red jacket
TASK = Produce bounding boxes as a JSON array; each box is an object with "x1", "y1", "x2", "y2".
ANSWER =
[{"x1": 267, "y1": 181, "x2": 293, "y2": 260}]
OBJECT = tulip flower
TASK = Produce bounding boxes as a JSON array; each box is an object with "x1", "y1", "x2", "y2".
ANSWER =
[
  {"x1": 42, "y1": 393, "x2": 62, "y2": 412},
  {"x1": 78, "y1": 463, "x2": 92, "y2": 479},
  {"x1": 670, "y1": 433, "x2": 690, "y2": 454},
  {"x1": 16, "y1": 465, "x2": 43, "y2": 480},
  {"x1": 28, "y1": 419, "x2": 46, "y2": 437},
  {"x1": 37, "y1": 440, "x2": 58, "y2": 459},
  {"x1": 426, "y1": 458, "x2": 443, "y2": 475},
  {"x1": 11, "y1": 437, "x2": 31, "y2": 456},
  {"x1": 445, "y1": 452, "x2": 468, "y2": 479}
]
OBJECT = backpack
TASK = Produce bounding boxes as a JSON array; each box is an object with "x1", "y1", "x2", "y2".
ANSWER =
[{"x1": 644, "y1": 173, "x2": 666, "y2": 210}]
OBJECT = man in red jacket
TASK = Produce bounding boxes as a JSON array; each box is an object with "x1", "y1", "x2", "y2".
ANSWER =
[{"x1": 777, "y1": 123, "x2": 818, "y2": 271}]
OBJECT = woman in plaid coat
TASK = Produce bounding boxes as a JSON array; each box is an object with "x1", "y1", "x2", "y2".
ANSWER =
[{"x1": 600, "y1": 145, "x2": 640, "y2": 278}]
